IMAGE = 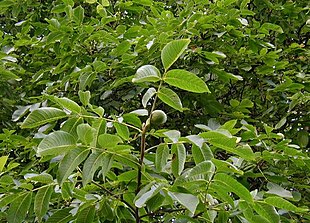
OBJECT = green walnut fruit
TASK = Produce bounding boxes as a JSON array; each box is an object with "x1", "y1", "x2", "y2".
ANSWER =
[
  {"x1": 297, "y1": 130, "x2": 309, "y2": 148},
  {"x1": 146, "y1": 110, "x2": 167, "y2": 127}
]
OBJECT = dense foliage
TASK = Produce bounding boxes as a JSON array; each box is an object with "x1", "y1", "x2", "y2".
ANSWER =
[{"x1": 0, "y1": 0, "x2": 309, "y2": 222}]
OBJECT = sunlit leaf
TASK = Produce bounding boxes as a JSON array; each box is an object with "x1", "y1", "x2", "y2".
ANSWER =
[
  {"x1": 132, "y1": 65, "x2": 161, "y2": 83},
  {"x1": 158, "y1": 87, "x2": 183, "y2": 111},
  {"x1": 21, "y1": 108, "x2": 67, "y2": 129},
  {"x1": 171, "y1": 144, "x2": 186, "y2": 177},
  {"x1": 161, "y1": 39, "x2": 190, "y2": 71},
  {"x1": 155, "y1": 144, "x2": 169, "y2": 172},
  {"x1": 168, "y1": 192, "x2": 198, "y2": 214},
  {"x1": 265, "y1": 197, "x2": 308, "y2": 212},
  {"x1": 142, "y1": 87, "x2": 156, "y2": 108},
  {"x1": 37, "y1": 131, "x2": 77, "y2": 156},
  {"x1": 164, "y1": 69, "x2": 210, "y2": 93}
]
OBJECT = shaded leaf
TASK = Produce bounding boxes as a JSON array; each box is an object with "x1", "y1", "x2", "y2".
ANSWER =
[
  {"x1": 34, "y1": 185, "x2": 54, "y2": 222},
  {"x1": 57, "y1": 147, "x2": 90, "y2": 185},
  {"x1": 76, "y1": 205, "x2": 95, "y2": 223},
  {"x1": 213, "y1": 173, "x2": 253, "y2": 203},
  {"x1": 253, "y1": 202, "x2": 280, "y2": 223},
  {"x1": 7, "y1": 192, "x2": 32, "y2": 223},
  {"x1": 200, "y1": 131, "x2": 255, "y2": 160},
  {"x1": 45, "y1": 207, "x2": 74, "y2": 223},
  {"x1": 82, "y1": 152, "x2": 105, "y2": 186}
]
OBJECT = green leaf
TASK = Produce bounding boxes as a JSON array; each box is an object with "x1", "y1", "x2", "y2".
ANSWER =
[
  {"x1": 98, "y1": 134, "x2": 123, "y2": 148},
  {"x1": 164, "y1": 130, "x2": 181, "y2": 143},
  {"x1": 253, "y1": 202, "x2": 280, "y2": 223},
  {"x1": 101, "y1": 153, "x2": 114, "y2": 179},
  {"x1": 132, "y1": 65, "x2": 161, "y2": 83},
  {"x1": 99, "y1": 199, "x2": 114, "y2": 221},
  {"x1": 142, "y1": 87, "x2": 156, "y2": 108},
  {"x1": 275, "y1": 117, "x2": 286, "y2": 129},
  {"x1": 77, "y1": 123, "x2": 96, "y2": 145},
  {"x1": 260, "y1": 23, "x2": 283, "y2": 34},
  {"x1": 161, "y1": 39, "x2": 190, "y2": 71},
  {"x1": 0, "y1": 193, "x2": 25, "y2": 208},
  {"x1": 37, "y1": 131, "x2": 77, "y2": 156},
  {"x1": 158, "y1": 87, "x2": 183, "y2": 111},
  {"x1": 49, "y1": 96, "x2": 81, "y2": 113},
  {"x1": 79, "y1": 71, "x2": 96, "y2": 90},
  {"x1": 82, "y1": 152, "x2": 105, "y2": 186},
  {"x1": 212, "y1": 68, "x2": 243, "y2": 82},
  {"x1": 212, "y1": 158, "x2": 243, "y2": 175},
  {"x1": 101, "y1": 0, "x2": 110, "y2": 6},
  {"x1": 164, "y1": 69, "x2": 210, "y2": 93},
  {"x1": 192, "y1": 143, "x2": 213, "y2": 164},
  {"x1": 78, "y1": 90, "x2": 91, "y2": 106},
  {"x1": 61, "y1": 117, "x2": 83, "y2": 139},
  {"x1": 134, "y1": 183, "x2": 163, "y2": 208},
  {"x1": 24, "y1": 173, "x2": 54, "y2": 184},
  {"x1": 45, "y1": 207, "x2": 74, "y2": 223},
  {"x1": 76, "y1": 205, "x2": 95, "y2": 223},
  {"x1": 21, "y1": 108, "x2": 67, "y2": 129},
  {"x1": 267, "y1": 182, "x2": 293, "y2": 198},
  {"x1": 187, "y1": 160, "x2": 215, "y2": 182},
  {"x1": 171, "y1": 144, "x2": 186, "y2": 177},
  {"x1": 200, "y1": 130, "x2": 255, "y2": 160},
  {"x1": 155, "y1": 144, "x2": 169, "y2": 172},
  {"x1": 168, "y1": 192, "x2": 198, "y2": 214},
  {"x1": 0, "y1": 156, "x2": 8, "y2": 172},
  {"x1": 34, "y1": 185, "x2": 54, "y2": 222},
  {"x1": 73, "y1": 5, "x2": 84, "y2": 25},
  {"x1": 209, "y1": 183, "x2": 234, "y2": 207},
  {"x1": 7, "y1": 192, "x2": 32, "y2": 223},
  {"x1": 213, "y1": 173, "x2": 253, "y2": 203},
  {"x1": 0, "y1": 0, "x2": 15, "y2": 8},
  {"x1": 85, "y1": 0, "x2": 97, "y2": 3},
  {"x1": 264, "y1": 197, "x2": 308, "y2": 212},
  {"x1": 91, "y1": 118, "x2": 107, "y2": 147},
  {"x1": 114, "y1": 122, "x2": 130, "y2": 140},
  {"x1": 57, "y1": 147, "x2": 90, "y2": 185}
]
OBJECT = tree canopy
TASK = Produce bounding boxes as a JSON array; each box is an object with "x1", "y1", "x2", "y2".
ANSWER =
[{"x1": 0, "y1": 0, "x2": 309, "y2": 222}]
